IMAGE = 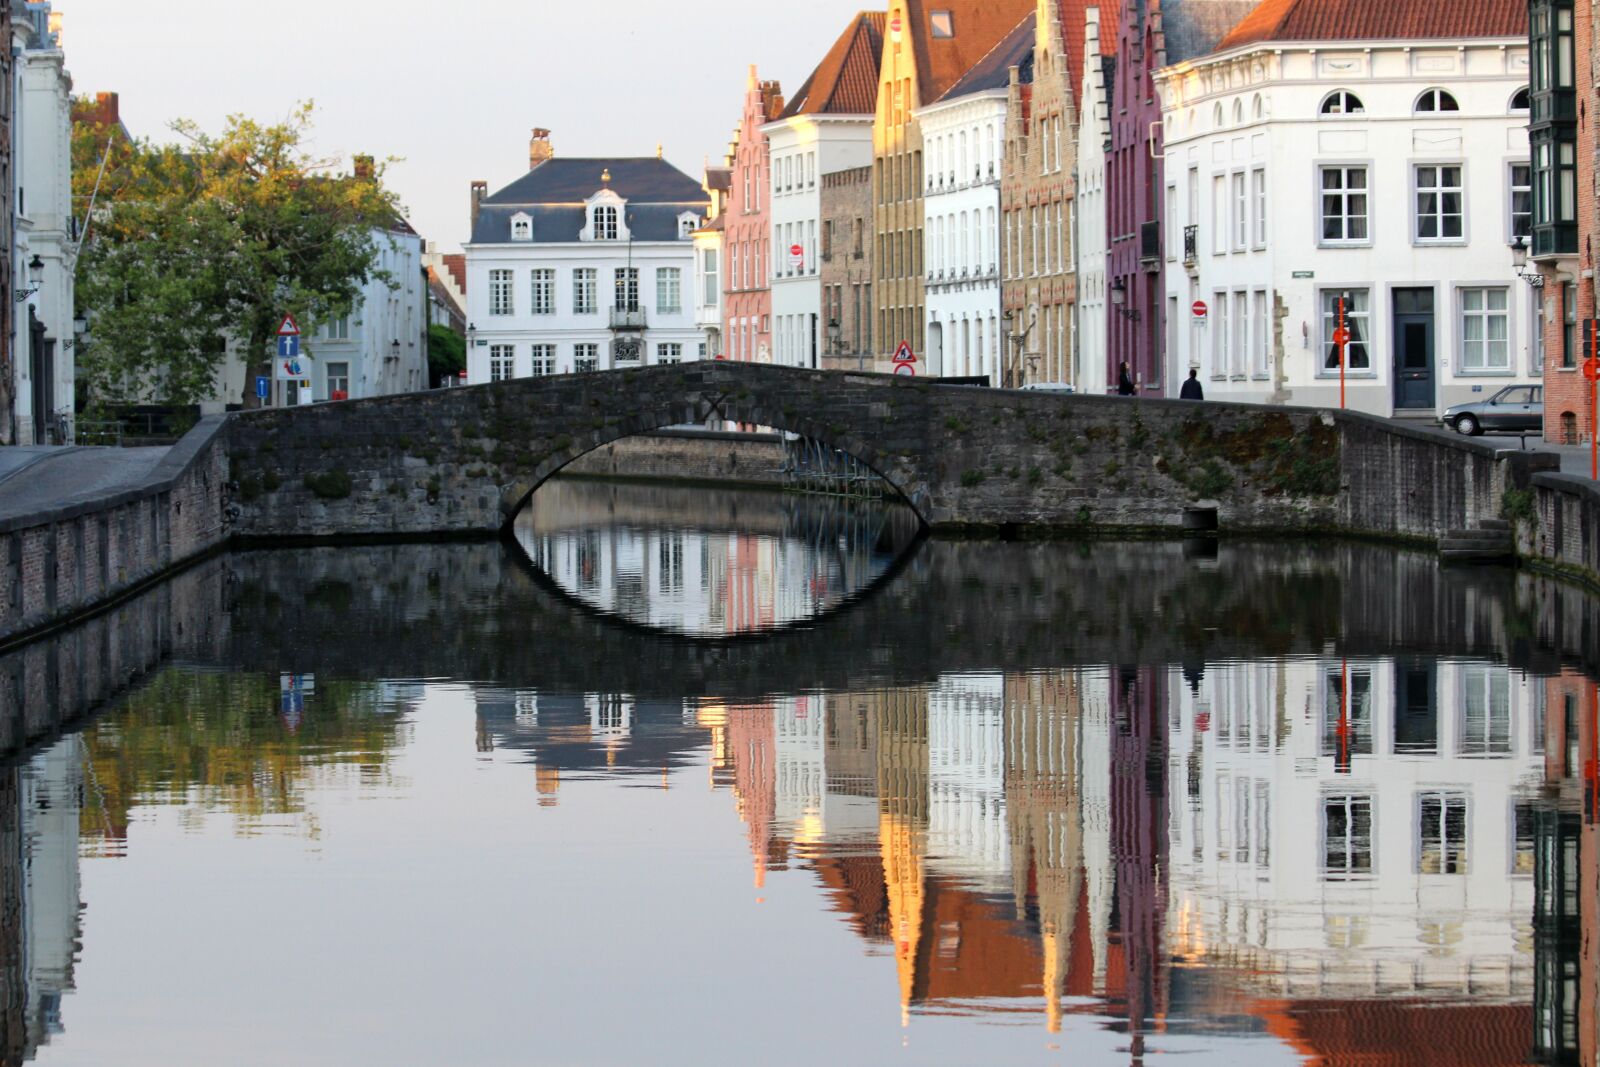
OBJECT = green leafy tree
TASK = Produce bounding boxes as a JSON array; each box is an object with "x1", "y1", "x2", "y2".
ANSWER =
[
  {"x1": 427, "y1": 323, "x2": 465, "y2": 387},
  {"x1": 72, "y1": 102, "x2": 402, "y2": 409}
]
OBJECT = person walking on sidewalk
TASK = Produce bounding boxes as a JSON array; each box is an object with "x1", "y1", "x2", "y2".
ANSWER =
[{"x1": 1180, "y1": 369, "x2": 1204, "y2": 401}]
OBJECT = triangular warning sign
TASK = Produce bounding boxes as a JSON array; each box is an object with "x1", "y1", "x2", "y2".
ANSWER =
[
  {"x1": 277, "y1": 314, "x2": 301, "y2": 337},
  {"x1": 892, "y1": 341, "x2": 916, "y2": 365}
]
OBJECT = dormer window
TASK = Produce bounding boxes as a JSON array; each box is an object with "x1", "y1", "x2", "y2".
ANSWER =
[
  {"x1": 929, "y1": 10, "x2": 954, "y2": 38},
  {"x1": 678, "y1": 213, "x2": 699, "y2": 239},
  {"x1": 510, "y1": 213, "x2": 532, "y2": 242},
  {"x1": 1415, "y1": 88, "x2": 1460, "y2": 113},
  {"x1": 594, "y1": 205, "x2": 619, "y2": 240},
  {"x1": 582, "y1": 188, "x2": 629, "y2": 242}
]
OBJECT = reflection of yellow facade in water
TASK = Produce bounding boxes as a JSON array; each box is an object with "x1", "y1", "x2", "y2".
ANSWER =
[{"x1": 874, "y1": 687, "x2": 930, "y2": 1025}]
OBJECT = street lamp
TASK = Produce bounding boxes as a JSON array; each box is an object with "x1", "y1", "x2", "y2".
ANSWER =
[
  {"x1": 388, "y1": 339, "x2": 402, "y2": 361},
  {"x1": 1512, "y1": 236, "x2": 1545, "y2": 288},
  {"x1": 827, "y1": 318, "x2": 841, "y2": 354},
  {"x1": 13, "y1": 254, "x2": 43, "y2": 303},
  {"x1": 1002, "y1": 308, "x2": 1036, "y2": 389},
  {"x1": 63, "y1": 311, "x2": 89, "y2": 352},
  {"x1": 1110, "y1": 278, "x2": 1141, "y2": 322}
]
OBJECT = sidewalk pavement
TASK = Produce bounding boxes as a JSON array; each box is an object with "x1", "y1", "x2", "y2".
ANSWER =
[{"x1": 0, "y1": 445, "x2": 171, "y2": 522}]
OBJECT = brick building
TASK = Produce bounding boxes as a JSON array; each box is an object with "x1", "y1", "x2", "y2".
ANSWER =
[
  {"x1": 1002, "y1": 1, "x2": 1090, "y2": 388},
  {"x1": 723, "y1": 67, "x2": 784, "y2": 364},
  {"x1": 1533, "y1": 0, "x2": 1596, "y2": 442},
  {"x1": 872, "y1": 0, "x2": 1034, "y2": 368},
  {"x1": 820, "y1": 165, "x2": 876, "y2": 370}
]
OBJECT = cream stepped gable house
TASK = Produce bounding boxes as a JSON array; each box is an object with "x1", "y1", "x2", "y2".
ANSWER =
[
  {"x1": 464, "y1": 134, "x2": 711, "y2": 383},
  {"x1": 1155, "y1": 0, "x2": 1535, "y2": 418}
]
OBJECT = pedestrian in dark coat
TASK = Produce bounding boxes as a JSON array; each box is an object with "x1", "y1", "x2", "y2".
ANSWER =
[
  {"x1": 1117, "y1": 362, "x2": 1136, "y2": 396},
  {"x1": 1180, "y1": 369, "x2": 1205, "y2": 401}
]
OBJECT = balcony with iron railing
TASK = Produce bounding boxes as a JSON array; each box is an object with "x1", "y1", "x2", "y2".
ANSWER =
[
  {"x1": 1183, "y1": 224, "x2": 1199, "y2": 266},
  {"x1": 1140, "y1": 221, "x2": 1161, "y2": 269},
  {"x1": 609, "y1": 306, "x2": 647, "y2": 330}
]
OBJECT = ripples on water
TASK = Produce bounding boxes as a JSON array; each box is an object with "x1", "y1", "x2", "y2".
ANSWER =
[{"x1": 1, "y1": 477, "x2": 1596, "y2": 1065}]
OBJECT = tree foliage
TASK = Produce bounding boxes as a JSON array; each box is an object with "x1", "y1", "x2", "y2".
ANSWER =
[
  {"x1": 72, "y1": 101, "x2": 402, "y2": 408},
  {"x1": 427, "y1": 323, "x2": 465, "y2": 386}
]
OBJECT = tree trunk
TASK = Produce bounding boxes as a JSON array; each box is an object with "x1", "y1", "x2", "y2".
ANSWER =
[{"x1": 241, "y1": 330, "x2": 270, "y2": 410}]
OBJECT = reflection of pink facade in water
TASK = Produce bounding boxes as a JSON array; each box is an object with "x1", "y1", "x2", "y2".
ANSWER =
[
  {"x1": 1110, "y1": 666, "x2": 1168, "y2": 1055},
  {"x1": 723, "y1": 68, "x2": 784, "y2": 363}
]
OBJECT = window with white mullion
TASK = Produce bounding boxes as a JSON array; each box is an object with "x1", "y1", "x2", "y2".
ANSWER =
[
  {"x1": 530, "y1": 269, "x2": 555, "y2": 315},
  {"x1": 1322, "y1": 794, "x2": 1374, "y2": 880},
  {"x1": 1418, "y1": 792, "x2": 1469, "y2": 874},
  {"x1": 489, "y1": 269, "x2": 514, "y2": 316},
  {"x1": 1320, "y1": 166, "x2": 1369, "y2": 243},
  {"x1": 489, "y1": 344, "x2": 515, "y2": 381},
  {"x1": 1460, "y1": 288, "x2": 1510, "y2": 372},
  {"x1": 1232, "y1": 173, "x2": 1247, "y2": 250},
  {"x1": 1415, "y1": 164, "x2": 1464, "y2": 241}
]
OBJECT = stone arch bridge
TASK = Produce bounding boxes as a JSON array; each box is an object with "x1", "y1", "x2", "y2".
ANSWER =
[{"x1": 226, "y1": 362, "x2": 1545, "y2": 540}]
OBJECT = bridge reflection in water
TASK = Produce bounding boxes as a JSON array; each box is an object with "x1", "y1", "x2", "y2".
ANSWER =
[
  {"x1": 0, "y1": 491, "x2": 1595, "y2": 1064},
  {"x1": 513, "y1": 478, "x2": 923, "y2": 636}
]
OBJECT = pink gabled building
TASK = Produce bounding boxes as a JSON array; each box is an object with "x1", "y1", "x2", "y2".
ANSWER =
[{"x1": 724, "y1": 67, "x2": 786, "y2": 363}]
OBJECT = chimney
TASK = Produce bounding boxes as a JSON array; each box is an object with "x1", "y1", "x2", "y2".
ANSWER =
[
  {"x1": 353, "y1": 154, "x2": 375, "y2": 181},
  {"x1": 470, "y1": 180, "x2": 488, "y2": 229},
  {"x1": 529, "y1": 128, "x2": 553, "y2": 170}
]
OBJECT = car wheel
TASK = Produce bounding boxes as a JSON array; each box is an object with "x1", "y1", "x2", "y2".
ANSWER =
[{"x1": 1454, "y1": 414, "x2": 1480, "y2": 436}]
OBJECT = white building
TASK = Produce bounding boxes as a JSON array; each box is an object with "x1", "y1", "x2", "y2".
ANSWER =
[
  {"x1": 1074, "y1": 8, "x2": 1110, "y2": 397},
  {"x1": 12, "y1": 1, "x2": 73, "y2": 443},
  {"x1": 463, "y1": 144, "x2": 711, "y2": 383},
  {"x1": 761, "y1": 13, "x2": 882, "y2": 369},
  {"x1": 208, "y1": 214, "x2": 429, "y2": 410},
  {"x1": 926, "y1": 673, "x2": 1010, "y2": 891},
  {"x1": 1154, "y1": 6, "x2": 1537, "y2": 418},
  {"x1": 1165, "y1": 657, "x2": 1543, "y2": 999},
  {"x1": 694, "y1": 164, "x2": 731, "y2": 360},
  {"x1": 915, "y1": 45, "x2": 1016, "y2": 382}
]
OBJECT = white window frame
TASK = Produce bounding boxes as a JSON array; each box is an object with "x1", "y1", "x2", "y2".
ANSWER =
[
  {"x1": 573, "y1": 268, "x2": 598, "y2": 314},
  {"x1": 488, "y1": 269, "x2": 514, "y2": 316},
  {"x1": 531, "y1": 269, "x2": 555, "y2": 315},
  {"x1": 593, "y1": 204, "x2": 619, "y2": 241},
  {"x1": 1459, "y1": 287, "x2": 1511, "y2": 374},
  {"x1": 1251, "y1": 168, "x2": 1267, "y2": 248},
  {"x1": 530, "y1": 344, "x2": 555, "y2": 377},
  {"x1": 1212, "y1": 175, "x2": 1227, "y2": 254},
  {"x1": 489, "y1": 344, "x2": 515, "y2": 382},
  {"x1": 656, "y1": 343, "x2": 683, "y2": 364},
  {"x1": 1319, "y1": 90, "x2": 1365, "y2": 116},
  {"x1": 1322, "y1": 793, "x2": 1375, "y2": 880},
  {"x1": 1509, "y1": 161, "x2": 1533, "y2": 242},
  {"x1": 1417, "y1": 791, "x2": 1469, "y2": 875},
  {"x1": 1231, "y1": 171, "x2": 1247, "y2": 251},
  {"x1": 574, "y1": 343, "x2": 599, "y2": 373},
  {"x1": 1414, "y1": 163, "x2": 1466, "y2": 244},
  {"x1": 1318, "y1": 288, "x2": 1374, "y2": 377},
  {"x1": 510, "y1": 213, "x2": 532, "y2": 242},
  {"x1": 326, "y1": 361, "x2": 350, "y2": 400},
  {"x1": 656, "y1": 268, "x2": 682, "y2": 314},
  {"x1": 614, "y1": 267, "x2": 639, "y2": 311},
  {"x1": 1318, "y1": 164, "x2": 1371, "y2": 246}
]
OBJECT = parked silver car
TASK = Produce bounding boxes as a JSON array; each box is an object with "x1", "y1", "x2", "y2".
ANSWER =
[{"x1": 1442, "y1": 385, "x2": 1543, "y2": 436}]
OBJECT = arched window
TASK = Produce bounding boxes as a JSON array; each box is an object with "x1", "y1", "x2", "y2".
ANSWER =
[
  {"x1": 1232, "y1": 99, "x2": 1243, "y2": 125},
  {"x1": 1252, "y1": 94, "x2": 1264, "y2": 120},
  {"x1": 1320, "y1": 90, "x2": 1365, "y2": 115},
  {"x1": 1510, "y1": 86, "x2": 1530, "y2": 112},
  {"x1": 593, "y1": 205, "x2": 619, "y2": 240},
  {"x1": 511, "y1": 215, "x2": 532, "y2": 242},
  {"x1": 1213, "y1": 103, "x2": 1225, "y2": 128},
  {"x1": 1415, "y1": 88, "x2": 1460, "y2": 113}
]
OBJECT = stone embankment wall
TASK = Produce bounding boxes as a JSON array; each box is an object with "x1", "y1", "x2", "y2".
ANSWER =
[
  {"x1": 1520, "y1": 471, "x2": 1600, "y2": 590},
  {"x1": 0, "y1": 416, "x2": 230, "y2": 648},
  {"x1": 560, "y1": 430, "x2": 786, "y2": 487}
]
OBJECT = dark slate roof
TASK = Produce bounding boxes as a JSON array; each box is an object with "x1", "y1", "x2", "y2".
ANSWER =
[
  {"x1": 472, "y1": 156, "x2": 709, "y2": 245},
  {"x1": 471, "y1": 204, "x2": 702, "y2": 245},
  {"x1": 1163, "y1": 0, "x2": 1262, "y2": 62},
  {"x1": 482, "y1": 157, "x2": 708, "y2": 207},
  {"x1": 1215, "y1": 0, "x2": 1526, "y2": 51},
  {"x1": 937, "y1": 11, "x2": 1036, "y2": 102}
]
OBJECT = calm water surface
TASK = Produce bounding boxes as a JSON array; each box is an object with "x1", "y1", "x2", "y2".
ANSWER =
[{"x1": 3, "y1": 478, "x2": 1597, "y2": 1066}]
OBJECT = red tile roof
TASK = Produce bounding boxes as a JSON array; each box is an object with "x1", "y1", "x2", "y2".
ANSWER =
[
  {"x1": 1253, "y1": 997, "x2": 1536, "y2": 1067},
  {"x1": 1215, "y1": 0, "x2": 1527, "y2": 51},
  {"x1": 441, "y1": 253, "x2": 466, "y2": 293},
  {"x1": 908, "y1": 0, "x2": 1039, "y2": 103},
  {"x1": 781, "y1": 12, "x2": 888, "y2": 118}
]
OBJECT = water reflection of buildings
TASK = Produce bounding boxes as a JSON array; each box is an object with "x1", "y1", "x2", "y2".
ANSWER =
[
  {"x1": 482, "y1": 658, "x2": 1599, "y2": 1063},
  {"x1": 514, "y1": 481, "x2": 917, "y2": 635},
  {"x1": 0, "y1": 738, "x2": 84, "y2": 1066}
]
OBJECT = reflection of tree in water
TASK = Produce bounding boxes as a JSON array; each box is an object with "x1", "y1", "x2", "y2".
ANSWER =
[{"x1": 78, "y1": 669, "x2": 409, "y2": 848}]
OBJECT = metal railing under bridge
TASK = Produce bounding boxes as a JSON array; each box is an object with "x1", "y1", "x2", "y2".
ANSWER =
[{"x1": 780, "y1": 434, "x2": 886, "y2": 501}]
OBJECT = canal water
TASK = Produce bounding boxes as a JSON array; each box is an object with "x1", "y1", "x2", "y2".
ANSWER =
[{"x1": 1, "y1": 478, "x2": 1595, "y2": 1065}]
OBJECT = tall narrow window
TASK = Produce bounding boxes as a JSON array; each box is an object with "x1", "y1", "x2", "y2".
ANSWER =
[
  {"x1": 531, "y1": 269, "x2": 555, "y2": 315},
  {"x1": 1323, "y1": 794, "x2": 1374, "y2": 879},
  {"x1": 489, "y1": 344, "x2": 515, "y2": 381},
  {"x1": 1322, "y1": 290, "x2": 1371, "y2": 372},
  {"x1": 573, "y1": 268, "x2": 597, "y2": 314},
  {"x1": 1251, "y1": 168, "x2": 1267, "y2": 247},
  {"x1": 1253, "y1": 289, "x2": 1269, "y2": 376},
  {"x1": 1563, "y1": 281, "x2": 1578, "y2": 367},
  {"x1": 1460, "y1": 288, "x2": 1510, "y2": 372},
  {"x1": 614, "y1": 268, "x2": 639, "y2": 311},
  {"x1": 1232, "y1": 173, "x2": 1247, "y2": 250},
  {"x1": 1511, "y1": 163, "x2": 1534, "y2": 240},
  {"x1": 1460, "y1": 666, "x2": 1512, "y2": 754},
  {"x1": 656, "y1": 268, "x2": 682, "y2": 314},
  {"x1": 1212, "y1": 175, "x2": 1227, "y2": 253},
  {"x1": 1418, "y1": 793, "x2": 1468, "y2": 874},
  {"x1": 1320, "y1": 166, "x2": 1369, "y2": 242},
  {"x1": 489, "y1": 270, "x2": 514, "y2": 316},
  {"x1": 1415, "y1": 165, "x2": 1464, "y2": 241}
]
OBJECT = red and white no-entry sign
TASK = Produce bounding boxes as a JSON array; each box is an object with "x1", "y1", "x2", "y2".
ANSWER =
[
  {"x1": 789, "y1": 243, "x2": 804, "y2": 267},
  {"x1": 890, "y1": 14, "x2": 903, "y2": 37},
  {"x1": 1192, "y1": 300, "x2": 1209, "y2": 320}
]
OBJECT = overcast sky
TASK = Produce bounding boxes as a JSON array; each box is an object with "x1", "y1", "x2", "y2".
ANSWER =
[{"x1": 61, "y1": 0, "x2": 869, "y2": 252}]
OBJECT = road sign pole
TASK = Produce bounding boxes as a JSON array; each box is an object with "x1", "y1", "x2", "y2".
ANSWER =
[
  {"x1": 1592, "y1": 320, "x2": 1597, "y2": 481},
  {"x1": 1338, "y1": 297, "x2": 1347, "y2": 410}
]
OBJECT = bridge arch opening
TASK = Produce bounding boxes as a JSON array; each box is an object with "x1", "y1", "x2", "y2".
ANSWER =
[{"x1": 498, "y1": 398, "x2": 926, "y2": 528}]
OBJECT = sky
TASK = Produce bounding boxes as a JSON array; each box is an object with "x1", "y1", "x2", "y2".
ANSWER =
[{"x1": 60, "y1": 0, "x2": 871, "y2": 252}]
